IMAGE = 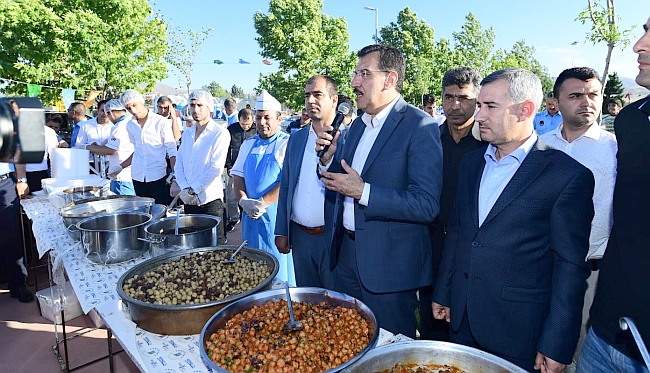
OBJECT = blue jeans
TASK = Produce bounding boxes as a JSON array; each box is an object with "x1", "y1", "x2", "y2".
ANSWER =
[
  {"x1": 577, "y1": 327, "x2": 649, "y2": 373},
  {"x1": 110, "y1": 180, "x2": 136, "y2": 196}
]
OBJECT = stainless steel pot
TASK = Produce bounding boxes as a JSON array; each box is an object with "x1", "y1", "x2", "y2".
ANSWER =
[
  {"x1": 200, "y1": 287, "x2": 380, "y2": 373},
  {"x1": 62, "y1": 186, "x2": 106, "y2": 205},
  {"x1": 116, "y1": 246, "x2": 279, "y2": 335},
  {"x1": 61, "y1": 196, "x2": 155, "y2": 231},
  {"x1": 76, "y1": 211, "x2": 151, "y2": 265},
  {"x1": 343, "y1": 340, "x2": 528, "y2": 373},
  {"x1": 142, "y1": 214, "x2": 219, "y2": 257}
]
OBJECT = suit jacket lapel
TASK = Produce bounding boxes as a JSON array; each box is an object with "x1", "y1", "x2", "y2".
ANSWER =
[
  {"x1": 481, "y1": 140, "x2": 550, "y2": 227},
  {"x1": 342, "y1": 117, "x2": 364, "y2": 164},
  {"x1": 468, "y1": 152, "x2": 486, "y2": 229},
  {"x1": 361, "y1": 97, "x2": 406, "y2": 176}
]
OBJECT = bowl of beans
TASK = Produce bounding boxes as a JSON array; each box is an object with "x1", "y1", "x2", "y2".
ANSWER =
[
  {"x1": 200, "y1": 287, "x2": 379, "y2": 373},
  {"x1": 117, "y1": 245, "x2": 279, "y2": 335}
]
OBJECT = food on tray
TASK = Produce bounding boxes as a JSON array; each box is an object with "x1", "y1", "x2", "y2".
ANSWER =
[
  {"x1": 205, "y1": 300, "x2": 372, "y2": 372},
  {"x1": 375, "y1": 364, "x2": 467, "y2": 373},
  {"x1": 121, "y1": 250, "x2": 270, "y2": 305}
]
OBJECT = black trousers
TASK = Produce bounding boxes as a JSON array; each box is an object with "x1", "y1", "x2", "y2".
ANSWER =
[
  {"x1": 133, "y1": 176, "x2": 168, "y2": 205},
  {"x1": 419, "y1": 223, "x2": 451, "y2": 341},
  {"x1": 0, "y1": 177, "x2": 25, "y2": 286},
  {"x1": 26, "y1": 170, "x2": 49, "y2": 192},
  {"x1": 183, "y1": 199, "x2": 225, "y2": 245}
]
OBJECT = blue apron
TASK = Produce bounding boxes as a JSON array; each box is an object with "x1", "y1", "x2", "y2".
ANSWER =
[{"x1": 241, "y1": 132, "x2": 295, "y2": 285}]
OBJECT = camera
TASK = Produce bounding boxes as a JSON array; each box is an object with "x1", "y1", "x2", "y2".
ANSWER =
[{"x1": 0, "y1": 97, "x2": 45, "y2": 163}]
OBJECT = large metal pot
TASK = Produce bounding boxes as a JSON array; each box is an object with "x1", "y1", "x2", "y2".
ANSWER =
[
  {"x1": 343, "y1": 340, "x2": 528, "y2": 373},
  {"x1": 61, "y1": 196, "x2": 155, "y2": 229},
  {"x1": 62, "y1": 186, "x2": 106, "y2": 205},
  {"x1": 76, "y1": 211, "x2": 151, "y2": 265},
  {"x1": 200, "y1": 287, "x2": 380, "y2": 373},
  {"x1": 142, "y1": 214, "x2": 219, "y2": 257},
  {"x1": 116, "y1": 246, "x2": 278, "y2": 335}
]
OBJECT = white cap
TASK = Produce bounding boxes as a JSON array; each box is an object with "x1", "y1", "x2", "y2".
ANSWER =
[
  {"x1": 188, "y1": 89, "x2": 214, "y2": 108},
  {"x1": 120, "y1": 89, "x2": 145, "y2": 105},
  {"x1": 255, "y1": 90, "x2": 281, "y2": 112},
  {"x1": 104, "y1": 99, "x2": 126, "y2": 112}
]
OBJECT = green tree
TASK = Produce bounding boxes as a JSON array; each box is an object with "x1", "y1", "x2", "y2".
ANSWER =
[
  {"x1": 166, "y1": 25, "x2": 213, "y2": 95},
  {"x1": 452, "y1": 13, "x2": 496, "y2": 77},
  {"x1": 576, "y1": 0, "x2": 635, "y2": 87},
  {"x1": 231, "y1": 84, "x2": 245, "y2": 98},
  {"x1": 603, "y1": 71, "x2": 624, "y2": 113},
  {"x1": 254, "y1": 0, "x2": 357, "y2": 110},
  {"x1": 0, "y1": 0, "x2": 167, "y2": 105},
  {"x1": 489, "y1": 40, "x2": 555, "y2": 96},
  {"x1": 379, "y1": 7, "x2": 443, "y2": 104},
  {"x1": 203, "y1": 81, "x2": 230, "y2": 98}
]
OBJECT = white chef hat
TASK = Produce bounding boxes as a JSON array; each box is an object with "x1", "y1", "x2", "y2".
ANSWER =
[
  {"x1": 255, "y1": 90, "x2": 281, "y2": 112},
  {"x1": 188, "y1": 89, "x2": 214, "y2": 108},
  {"x1": 120, "y1": 89, "x2": 145, "y2": 105},
  {"x1": 104, "y1": 99, "x2": 126, "y2": 112}
]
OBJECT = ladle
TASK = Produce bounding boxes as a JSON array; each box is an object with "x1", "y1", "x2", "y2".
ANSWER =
[
  {"x1": 221, "y1": 240, "x2": 248, "y2": 264},
  {"x1": 174, "y1": 207, "x2": 180, "y2": 235},
  {"x1": 283, "y1": 283, "x2": 304, "y2": 332}
]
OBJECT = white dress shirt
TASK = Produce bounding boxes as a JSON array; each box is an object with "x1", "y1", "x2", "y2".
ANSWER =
[
  {"x1": 291, "y1": 126, "x2": 326, "y2": 228},
  {"x1": 479, "y1": 134, "x2": 538, "y2": 226},
  {"x1": 74, "y1": 118, "x2": 114, "y2": 148},
  {"x1": 342, "y1": 95, "x2": 400, "y2": 231},
  {"x1": 26, "y1": 126, "x2": 59, "y2": 172},
  {"x1": 175, "y1": 119, "x2": 231, "y2": 205},
  {"x1": 104, "y1": 115, "x2": 134, "y2": 182},
  {"x1": 126, "y1": 113, "x2": 178, "y2": 182},
  {"x1": 541, "y1": 123, "x2": 617, "y2": 259}
]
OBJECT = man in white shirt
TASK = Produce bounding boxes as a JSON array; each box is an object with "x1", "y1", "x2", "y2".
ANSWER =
[
  {"x1": 74, "y1": 100, "x2": 114, "y2": 149},
  {"x1": 25, "y1": 125, "x2": 59, "y2": 192},
  {"x1": 275, "y1": 75, "x2": 339, "y2": 288},
  {"x1": 171, "y1": 90, "x2": 230, "y2": 245},
  {"x1": 540, "y1": 67, "x2": 617, "y2": 371},
  {"x1": 67, "y1": 102, "x2": 87, "y2": 147},
  {"x1": 86, "y1": 99, "x2": 135, "y2": 195},
  {"x1": 156, "y1": 96, "x2": 182, "y2": 142},
  {"x1": 109, "y1": 89, "x2": 177, "y2": 204}
]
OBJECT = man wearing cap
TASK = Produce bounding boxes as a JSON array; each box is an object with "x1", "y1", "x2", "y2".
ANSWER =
[
  {"x1": 171, "y1": 90, "x2": 230, "y2": 245},
  {"x1": 110, "y1": 89, "x2": 177, "y2": 204},
  {"x1": 86, "y1": 99, "x2": 135, "y2": 195},
  {"x1": 231, "y1": 90, "x2": 295, "y2": 285},
  {"x1": 533, "y1": 92, "x2": 562, "y2": 135}
]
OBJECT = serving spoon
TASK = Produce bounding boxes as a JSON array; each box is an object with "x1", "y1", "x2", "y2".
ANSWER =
[
  {"x1": 283, "y1": 283, "x2": 304, "y2": 332},
  {"x1": 221, "y1": 240, "x2": 248, "y2": 264}
]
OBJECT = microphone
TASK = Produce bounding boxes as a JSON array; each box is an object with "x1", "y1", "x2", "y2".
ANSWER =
[{"x1": 317, "y1": 102, "x2": 351, "y2": 158}]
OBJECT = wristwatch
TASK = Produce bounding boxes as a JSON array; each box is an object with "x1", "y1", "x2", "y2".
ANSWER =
[
  {"x1": 187, "y1": 187, "x2": 196, "y2": 195},
  {"x1": 16, "y1": 177, "x2": 27, "y2": 183}
]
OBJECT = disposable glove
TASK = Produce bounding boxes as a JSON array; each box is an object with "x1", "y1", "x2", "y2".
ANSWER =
[
  {"x1": 169, "y1": 181, "x2": 181, "y2": 197},
  {"x1": 239, "y1": 197, "x2": 261, "y2": 219},
  {"x1": 107, "y1": 164, "x2": 122, "y2": 178},
  {"x1": 180, "y1": 188, "x2": 200, "y2": 205}
]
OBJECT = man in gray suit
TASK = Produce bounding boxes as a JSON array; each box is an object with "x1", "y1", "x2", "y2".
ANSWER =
[
  {"x1": 275, "y1": 75, "x2": 340, "y2": 288},
  {"x1": 316, "y1": 44, "x2": 443, "y2": 337}
]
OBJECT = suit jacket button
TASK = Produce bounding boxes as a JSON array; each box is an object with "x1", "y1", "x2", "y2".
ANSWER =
[
  {"x1": 471, "y1": 241, "x2": 478, "y2": 247},
  {"x1": 463, "y1": 272, "x2": 469, "y2": 279}
]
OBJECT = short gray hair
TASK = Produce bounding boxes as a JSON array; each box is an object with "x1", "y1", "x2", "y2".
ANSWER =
[{"x1": 481, "y1": 68, "x2": 543, "y2": 112}]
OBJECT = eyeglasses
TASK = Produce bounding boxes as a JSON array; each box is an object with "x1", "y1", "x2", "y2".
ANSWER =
[{"x1": 350, "y1": 69, "x2": 390, "y2": 79}]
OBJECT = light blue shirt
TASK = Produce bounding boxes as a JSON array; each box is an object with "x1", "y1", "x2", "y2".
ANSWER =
[
  {"x1": 533, "y1": 110, "x2": 562, "y2": 136},
  {"x1": 0, "y1": 162, "x2": 12, "y2": 175},
  {"x1": 478, "y1": 134, "x2": 538, "y2": 226},
  {"x1": 226, "y1": 112, "x2": 238, "y2": 126}
]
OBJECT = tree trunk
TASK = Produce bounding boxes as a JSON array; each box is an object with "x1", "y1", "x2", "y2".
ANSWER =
[{"x1": 602, "y1": 41, "x2": 613, "y2": 89}]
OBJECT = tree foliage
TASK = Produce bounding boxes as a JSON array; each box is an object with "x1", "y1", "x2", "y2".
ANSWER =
[
  {"x1": 166, "y1": 25, "x2": 213, "y2": 95},
  {"x1": 231, "y1": 84, "x2": 245, "y2": 98},
  {"x1": 253, "y1": 0, "x2": 357, "y2": 110},
  {"x1": 378, "y1": 7, "x2": 442, "y2": 104},
  {"x1": 576, "y1": 0, "x2": 635, "y2": 87},
  {"x1": 452, "y1": 13, "x2": 497, "y2": 76},
  {"x1": 203, "y1": 81, "x2": 230, "y2": 98},
  {"x1": 0, "y1": 0, "x2": 168, "y2": 105},
  {"x1": 603, "y1": 71, "x2": 624, "y2": 112}
]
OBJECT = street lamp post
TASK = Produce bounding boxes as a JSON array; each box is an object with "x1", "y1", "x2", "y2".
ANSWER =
[
  {"x1": 571, "y1": 41, "x2": 579, "y2": 67},
  {"x1": 364, "y1": 6, "x2": 378, "y2": 43}
]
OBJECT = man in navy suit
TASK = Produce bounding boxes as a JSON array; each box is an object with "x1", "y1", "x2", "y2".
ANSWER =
[
  {"x1": 432, "y1": 68, "x2": 594, "y2": 372},
  {"x1": 316, "y1": 44, "x2": 443, "y2": 337},
  {"x1": 275, "y1": 75, "x2": 340, "y2": 288}
]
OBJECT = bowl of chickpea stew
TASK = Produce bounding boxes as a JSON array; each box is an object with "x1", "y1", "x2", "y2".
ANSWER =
[
  {"x1": 116, "y1": 245, "x2": 279, "y2": 335},
  {"x1": 200, "y1": 287, "x2": 380, "y2": 373}
]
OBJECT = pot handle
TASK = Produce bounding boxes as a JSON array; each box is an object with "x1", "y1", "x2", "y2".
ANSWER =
[
  {"x1": 138, "y1": 237, "x2": 165, "y2": 244},
  {"x1": 67, "y1": 224, "x2": 79, "y2": 232}
]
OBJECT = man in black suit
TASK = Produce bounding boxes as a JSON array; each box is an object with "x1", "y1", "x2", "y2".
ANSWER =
[
  {"x1": 576, "y1": 16, "x2": 650, "y2": 373},
  {"x1": 317, "y1": 44, "x2": 442, "y2": 338},
  {"x1": 433, "y1": 68, "x2": 594, "y2": 372}
]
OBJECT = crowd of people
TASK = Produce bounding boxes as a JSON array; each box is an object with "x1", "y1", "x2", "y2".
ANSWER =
[{"x1": 1, "y1": 14, "x2": 649, "y2": 373}]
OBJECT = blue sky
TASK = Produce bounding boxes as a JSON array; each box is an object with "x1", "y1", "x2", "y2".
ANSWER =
[{"x1": 151, "y1": 0, "x2": 646, "y2": 94}]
